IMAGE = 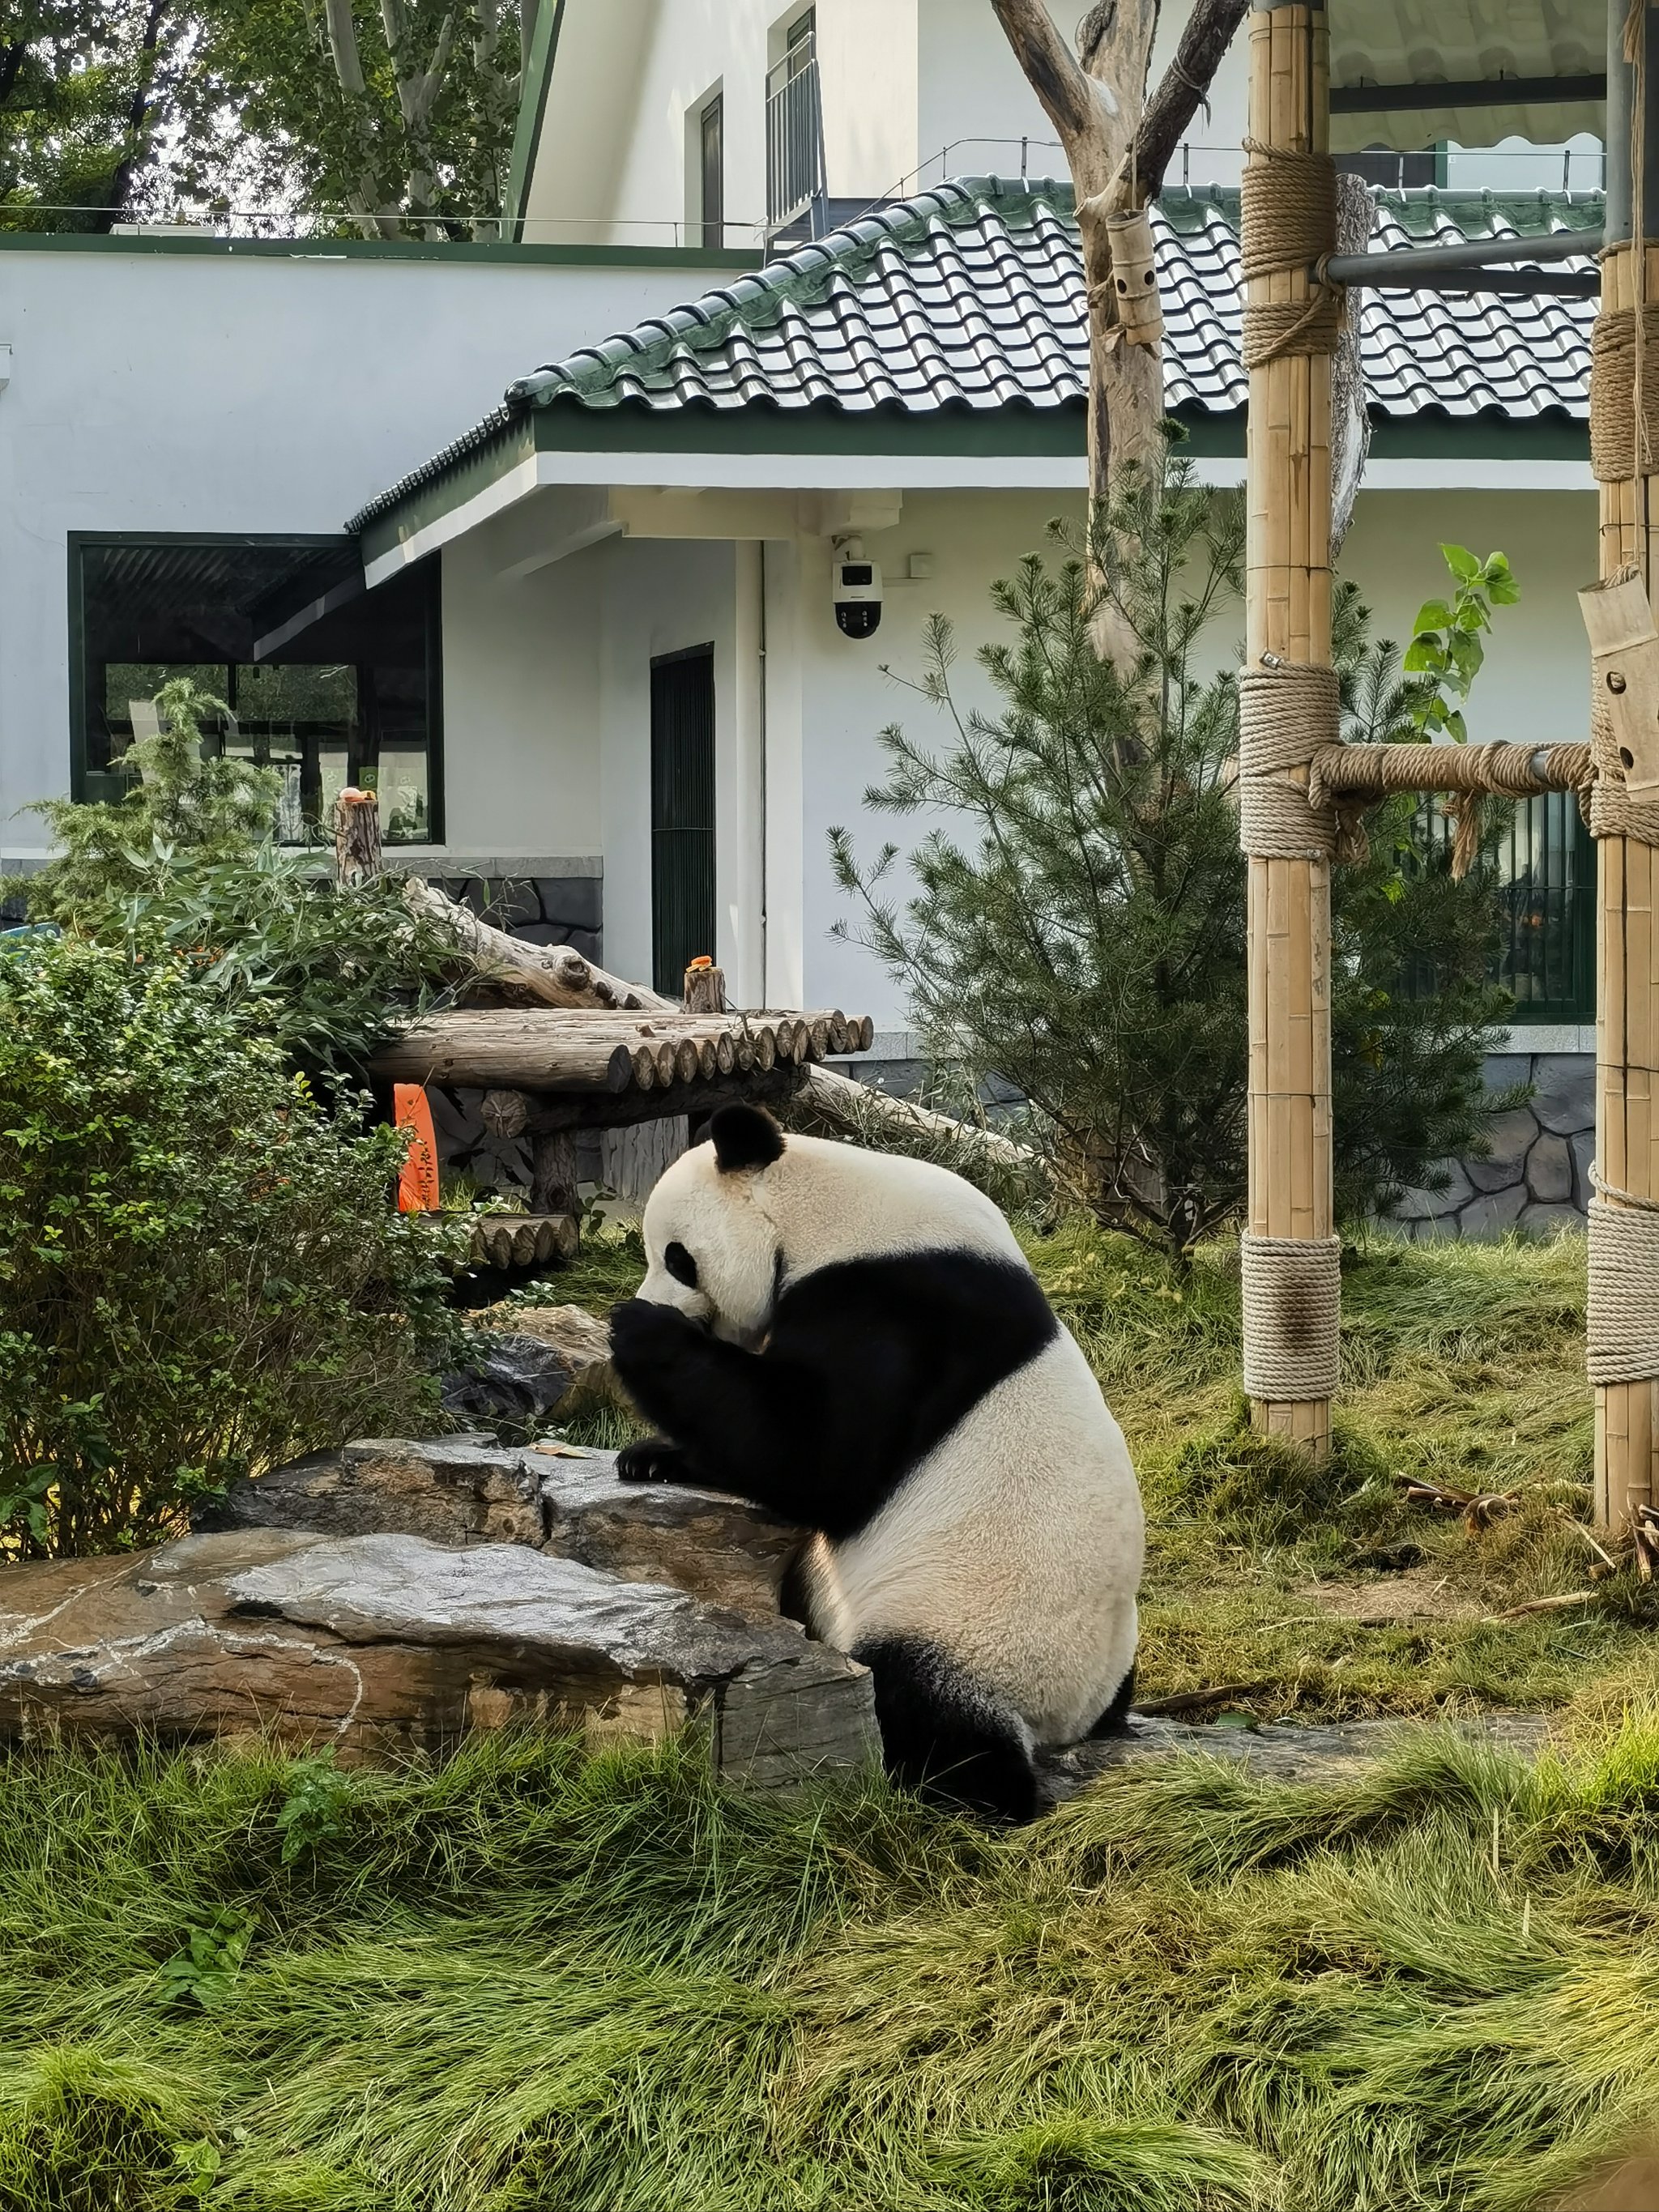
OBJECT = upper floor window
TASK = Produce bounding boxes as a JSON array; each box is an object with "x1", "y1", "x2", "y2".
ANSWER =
[
  {"x1": 766, "y1": 7, "x2": 823, "y2": 232},
  {"x1": 700, "y1": 92, "x2": 725, "y2": 246},
  {"x1": 71, "y1": 535, "x2": 441, "y2": 846}
]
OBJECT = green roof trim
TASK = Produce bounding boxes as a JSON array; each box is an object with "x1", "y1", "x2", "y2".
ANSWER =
[
  {"x1": 505, "y1": 0, "x2": 565, "y2": 239},
  {"x1": 0, "y1": 227, "x2": 758, "y2": 271},
  {"x1": 360, "y1": 416, "x2": 537, "y2": 571}
]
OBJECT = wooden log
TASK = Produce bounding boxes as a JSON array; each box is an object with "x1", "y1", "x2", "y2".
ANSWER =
[
  {"x1": 530, "y1": 1129, "x2": 579, "y2": 1217},
  {"x1": 527, "y1": 1067, "x2": 808, "y2": 1135},
  {"x1": 684, "y1": 961, "x2": 725, "y2": 1016},
  {"x1": 376, "y1": 1016, "x2": 633, "y2": 1093},
  {"x1": 334, "y1": 788, "x2": 383, "y2": 884},
  {"x1": 402, "y1": 879, "x2": 669, "y2": 1013},
  {"x1": 480, "y1": 1089, "x2": 531, "y2": 1140},
  {"x1": 629, "y1": 1046, "x2": 657, "y2": 1092},
  {"x1": 795, "y1": 1064, "x2": 1038, "y2": 1172},
  {"x1": 673, "y1": 1037, "x2": 699, "y2": 1085},
  {"x1": 468, "y1": 1213, "x2": 578, "y2": 1270},
  {"x1": 1243, "y1": 1, "x2": 1335, "y2": 1464}
]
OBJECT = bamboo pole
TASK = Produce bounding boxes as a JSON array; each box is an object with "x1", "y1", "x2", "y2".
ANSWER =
[
  {"x1": 1594, "y1": 161, "x2": 1659, "y2": 1531},
  {"x1": 1243, "y1": 0, "x2": 1334, "y2": 1460}
]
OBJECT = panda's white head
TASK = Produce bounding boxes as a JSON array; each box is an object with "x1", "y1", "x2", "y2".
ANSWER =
[
  {"x1": 635, "y1": 1104, "x2": 789, "y2": 1346},
  {"x1": 633, "y1": 1101, "x2": 1025, "y2": 1348}
]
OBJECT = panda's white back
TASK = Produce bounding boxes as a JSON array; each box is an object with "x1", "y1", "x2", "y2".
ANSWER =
[{"x1": 801, "y1": 1323, "x2": 1143, "y2": 1745}]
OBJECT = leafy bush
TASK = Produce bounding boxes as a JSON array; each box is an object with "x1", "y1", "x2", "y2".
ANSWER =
[
  {"x1": 832, "y1": 448, "x2": 1512, "y2": 1250},
  {"x1": 27, "y1": 677, "x2": 464, "y2": 1080},
  {"x1": 0, "y1": 937, "x2": 456, "y2": 1558}
]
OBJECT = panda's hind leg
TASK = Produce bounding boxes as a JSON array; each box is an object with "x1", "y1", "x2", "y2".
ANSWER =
[
  {"x1": 1086, "y1": 1661, "x2": 1137, "y2": 1739},
  {"x1": 853, "y1": 1634, "x2": 1039, "y2": 1825}
]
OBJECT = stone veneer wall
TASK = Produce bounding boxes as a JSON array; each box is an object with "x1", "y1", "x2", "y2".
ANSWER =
[{"x1": 1392, "y1": 1051, "x2": 1594, "y2": 1240}]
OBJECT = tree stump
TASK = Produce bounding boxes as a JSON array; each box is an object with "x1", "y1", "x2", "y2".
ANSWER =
[{"x1": 333, "y1": 788, "x2": 382, "y2": 884}]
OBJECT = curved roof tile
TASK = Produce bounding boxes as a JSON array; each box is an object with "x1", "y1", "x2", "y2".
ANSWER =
[{"x1": 348, "y1": 176, "x2": 1599, "y2": 534}]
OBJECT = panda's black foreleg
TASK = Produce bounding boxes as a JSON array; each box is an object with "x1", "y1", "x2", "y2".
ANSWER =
[
  {"x1": 853, "y1": 1634, "x2": 1040, "y2": 1826},
  {"x1": 608, "y1": 1298, "x2": 838, "y2": 1525}
]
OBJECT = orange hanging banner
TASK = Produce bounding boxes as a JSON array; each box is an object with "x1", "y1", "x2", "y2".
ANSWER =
[{"x1": 394, "y1": 1084, "x2": 441, "y2": 1213}]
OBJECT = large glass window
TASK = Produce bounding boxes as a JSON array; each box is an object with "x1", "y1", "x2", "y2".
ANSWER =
[{"x1": 72, "y1": 537, "x2": 441, "y2": 846}]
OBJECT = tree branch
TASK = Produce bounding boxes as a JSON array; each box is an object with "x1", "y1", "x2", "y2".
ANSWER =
[
  {"x1": 988, "y1": 0, "x2": 1096, "y2": 144},
  {"x1": 1111, "y1": 0, "x2": 1249, "y2": 209}
]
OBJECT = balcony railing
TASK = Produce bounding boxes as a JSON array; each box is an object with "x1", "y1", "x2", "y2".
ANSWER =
[{"x1": 766, "y1": 36, "x2": 825, "y2": 232}]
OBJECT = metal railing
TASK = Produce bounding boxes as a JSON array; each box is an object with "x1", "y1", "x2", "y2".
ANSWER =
[
  {"x1": 1416, "y1": 792, "x2": 1597, "y2": 1019},
  {"x1": 766, "y1": 35, "x2": 825, "y2": 232}
]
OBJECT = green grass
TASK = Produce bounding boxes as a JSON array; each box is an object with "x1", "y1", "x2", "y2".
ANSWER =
[
  {"x1": 539, "y1": 1217, "x2": 1644, "y2": 1723},
  {"x1": 6, "y1": 1222, "x2": 1659, "y2": 2207},
  {"x1": 8, "y1": 1723, "x2": 1659, "y2": 2208}
]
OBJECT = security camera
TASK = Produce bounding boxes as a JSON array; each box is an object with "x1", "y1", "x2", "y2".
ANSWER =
[{"x1": 832, "y1": 536, "x2": 882, "y2": 639}]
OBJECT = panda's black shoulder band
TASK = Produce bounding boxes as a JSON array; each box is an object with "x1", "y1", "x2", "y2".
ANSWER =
[{"x1": 710, "y1": 1103, "x2": 786, "y2": 1174}]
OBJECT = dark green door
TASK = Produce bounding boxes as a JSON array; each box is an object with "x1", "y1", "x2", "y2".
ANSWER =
[{"x1": 650, "y1": 646, "x2": 717, "y2": 997}]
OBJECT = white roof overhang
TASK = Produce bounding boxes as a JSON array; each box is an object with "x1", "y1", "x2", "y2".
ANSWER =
[{"x1": 1329, "y1": 0, "x2": 1604, "y2": 151}]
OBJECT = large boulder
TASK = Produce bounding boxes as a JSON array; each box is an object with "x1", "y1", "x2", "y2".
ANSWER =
[
  {"x1": 439, "y1": 1306, "x2": 621, "y2": 1426},
  {"x1": 206, "y1": 1438, "x2": 799, "y2": 1621},
  {"x1": 0, "y1": 1529, "x2": 877, "y2": 1785}
]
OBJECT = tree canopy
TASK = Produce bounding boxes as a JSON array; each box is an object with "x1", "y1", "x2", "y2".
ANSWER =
[{"x1": 1, "y1": 2, "x2": 530, "y2": 237}]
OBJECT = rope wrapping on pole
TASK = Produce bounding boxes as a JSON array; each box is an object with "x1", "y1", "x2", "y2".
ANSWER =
[
  {"x1": 1588, "y1": 1166, "x2": 1659, "y2": 1383},
  {"x1": 1239, "y1": 1233, "x2": 1343, "y2": 1400},
  {"x1": 1236, "y1": 664, "x2": 1341, "y2": 859},
  {"x1": 1589, "y1": 305, "x2": 1659, "y2": 481},
  {"x1": 1239, "y1": 136, "x2": 1342, "y2": 366}
]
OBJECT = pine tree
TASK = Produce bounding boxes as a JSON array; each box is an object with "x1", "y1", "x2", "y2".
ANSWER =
[{"x1": 830, "y1": 447, "x2": 1511, "y2": 1254}]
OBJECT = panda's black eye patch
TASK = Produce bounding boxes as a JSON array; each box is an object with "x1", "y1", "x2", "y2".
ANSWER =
[{"x1": 663, "y1": 1241, "x2": 698, "y2": 1289}]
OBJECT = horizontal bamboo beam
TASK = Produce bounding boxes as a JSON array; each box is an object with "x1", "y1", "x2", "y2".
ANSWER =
[{"x1": 1309, "y1": 739, "x2": 1593, "y2": 803}]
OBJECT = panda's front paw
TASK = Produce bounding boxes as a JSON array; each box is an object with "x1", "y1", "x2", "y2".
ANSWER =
[
  {"x1": 609, "y1": 1297, "x2": 702, "y2": 1383},
  {"x1": 616, "y1": 1435, "x2": 688, "y2": 1485}
]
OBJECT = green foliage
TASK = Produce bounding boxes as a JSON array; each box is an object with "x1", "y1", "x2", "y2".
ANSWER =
[
  {"x1": 28, "y1": 676, "x2": 278, "y2": 913},
  {"x1": 28, "y1": 677, "x2": 463, "y2": 1079},
  {"x1": 1401, "y1": 543, "x2": 1521, "y2": 743},
  {"x1": 8, "y1": 1715, "x2": 1659, "y2": 2206},
  {"x1": 831, "y1": 448, "x2": 1512, "y2": 1250},
  {"x1": 0, "y1": 2, "x2": 179, "y2": 233},
  {"x1": 170, "y1": 1, "x2": 523, "y2": 239},
  {"x1": 0, "y1": 936, "x2": 456, "y2": 1556},
  {"x1": 156, "y1": 1907, "x2": 256, "y2": 2012},
  {"x1": 274, "y1": 1751, "x2": 356, "y2": 1866}
]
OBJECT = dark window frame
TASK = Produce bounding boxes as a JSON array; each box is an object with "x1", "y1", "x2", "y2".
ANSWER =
[
  {"x1": 650, "y1": 641, "x2": 718, "y2": 998},
  {"x1": 699, "y1": 92, "x2": 724, "y2": 249},
  {"x1": 66, "y1": 531, "x2": 445, "y2": 847}
]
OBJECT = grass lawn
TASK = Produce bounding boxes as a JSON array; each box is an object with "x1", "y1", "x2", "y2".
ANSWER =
[{"x1": 7, "y1": 1223, "x2": 1659, "y2": 2210}]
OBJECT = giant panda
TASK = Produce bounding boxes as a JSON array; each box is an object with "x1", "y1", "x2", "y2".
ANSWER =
[{"x1": 607, "y1": 1102, "x2": 1145, "y2": 1822}]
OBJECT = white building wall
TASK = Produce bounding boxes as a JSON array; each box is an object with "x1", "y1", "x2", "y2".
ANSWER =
[
  {"x1": 0, "y1": 240, "x2": 730, "y2": 861},
  {"x1": 440, "y1": 529, "x2": 606, "y2": 860},
  {"x1": 595, "y1": 536, "x2": 744, "y2": 991},
  {"x1": 525, "y1": 0, "x2": 1247, "y2": 243},
  {"x1": 782, "y1": 484, "x2": 1597, "y2": 1028}
]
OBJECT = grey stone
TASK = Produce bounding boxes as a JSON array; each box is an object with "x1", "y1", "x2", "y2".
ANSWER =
[
  {"x1": 1465, "y1": 1108, "x2": 1540, "y2": 1191},
  {"x1": 1529, "y1": 1054, "x2": 1596, "y2": 1136},
  {"x1": 1525, "y1": 1131, "x2": 1575, "y2": 1204},
  {"x1": 0, "y1": 1530, "x2": 878, "y2": 1784},
  {"x1": 441, "y1": 1321, "x2": 609, "y2": 1426},
  {"x1": 535, "y1": 1450, "x2": 798, "y2": 1619},
  {"x1": 205, "y1": 1434, "x2": 547, "y2": 1550},
  {"x1": 1572, "y1": 1128, "x2": 1597, "y2": 1206},
  {"x1": 1041, "y1": 1713, "x2": 1554, "y2": 1796},
  {"x1": 208, "y1": 1438, "x2": 798, "y2": 1621},
  {"x1": 1480, "y1": 1055, "x2": 1533, "y2": 1095},
  {"x1": 1392, "y1": 1163, "x2": 1473, "y2": 1221},
  {"x1": 1457, "y1": 1183, "x2": 1529, "y2": 1238},
  {"x1": 1517, "y1": 1202, "x2": 1585, "y2": 1238}
]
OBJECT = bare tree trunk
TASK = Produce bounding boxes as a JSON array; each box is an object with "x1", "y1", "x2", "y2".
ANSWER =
[
  {"x1": 322, "y1": 0, "x2": 403, "y2": 237},
  {"x1": 991, "y1": 0, "x2": 1251, "y2": 654},
  {"x1": 382, "y1": 0, "x2": 458, "y2": 237},
  {"x1": 97, "y1": 0, "x2": 173, "y2": 229},
  {"x1": 472, "y1": 0, "x2": 523, "y2": 239}
]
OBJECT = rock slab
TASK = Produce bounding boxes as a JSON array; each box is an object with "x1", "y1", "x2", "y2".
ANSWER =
[
  {"x1": 207, "y1": 1437, "x2": 800, "y2": 1620},
  {"x1": 0, "y1": 1530, "x2": 877, "y2": 1784}
]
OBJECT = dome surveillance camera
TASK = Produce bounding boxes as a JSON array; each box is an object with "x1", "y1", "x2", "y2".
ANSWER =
[{"x1": 832, "y1": 536, "x2": 882, "y2": 638}]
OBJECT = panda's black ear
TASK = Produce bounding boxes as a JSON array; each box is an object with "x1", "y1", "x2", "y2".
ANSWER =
[{"x1": 709, "y1": 1103, "x2": 786, "y2": 1174}]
